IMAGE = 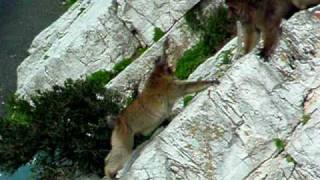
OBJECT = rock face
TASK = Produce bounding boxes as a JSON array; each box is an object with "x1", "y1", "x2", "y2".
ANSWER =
[
  {"x1": 16, "y1": 0, "x2": 320, "y2": 179},
  {"x1": 119, "y1": 11, "x2": 320, "y2": 180},
  {"x1": 17, "y1": 0, "x2": 141, "y2": 97}
]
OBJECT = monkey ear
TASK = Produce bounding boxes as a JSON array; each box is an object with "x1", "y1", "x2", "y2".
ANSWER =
[
  {"x1": 155, "y1": 37, "x2": 170, "y2": 66},
  {"x1": 155, "y1": 55, "x2": 166, "y2": 66}
]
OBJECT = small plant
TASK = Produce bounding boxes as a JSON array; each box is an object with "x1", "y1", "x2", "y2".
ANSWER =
[
  {"x1": 136, "y1": 47, "x2": 148, "y2": 57},
  {"x1": 176, "y1": 4, "x2": 235, "y2": 80},
  {"x1": 273, "y1": 138, "x2": 286, "y2": 151},
  {"x1": 301, "y1": 114, "x2": 311, "y2": 125},
  {"x1": 220, "y1": 50, "x2": 232, "y2": 65},
  {"x1": 175, "y1": 42, "x2": 209, "y2": 80},
  {"x1": 64, "y1": 0, "x2": 78, "y2": 7},
  {"x1": 112, "y1": 58, "x2": 133, "y2": 75},
  {"x1": 183, "y1": 96, "x2": 194, "y2": 107},
  {"x1": 153, "y1": 27, "x2": 165, "y2": 42},
  {"x1": 185, "y1": 6, "x2": 202, "y2": 32},
  {"x1": 285, "y1": 154, "x2": 296, "y2": 164}
]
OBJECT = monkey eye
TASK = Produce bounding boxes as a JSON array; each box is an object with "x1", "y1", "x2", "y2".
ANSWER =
[{"x1": 166, "y1": 67, "x2": 173, "y2": 74}]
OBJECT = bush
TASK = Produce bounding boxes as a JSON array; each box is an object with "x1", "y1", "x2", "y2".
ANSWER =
[
  {"x1": 153, "y1": 27, "x2": 165, "y2": 42},
  {"x1": 0, "y1": 58, "x2": 136, "y2": 179},
  {"x1": 183, "y1": 96, "x2": 194, "y2": 107},
  {"x1": 176, "y1": 42, "x2": 209, "y2": 80},
  {"x1": 176, "y1": 4, "x2": 235, "y2": 79},
  {"x1": 0, "y1": 74, "x2": 122, "y2": 179},
  {"x1": 112, "y1": 58, "x2": 133, "y2": 75},
  {"x1": 64, "y1": 0, "x2": 78, "y2": 7}
]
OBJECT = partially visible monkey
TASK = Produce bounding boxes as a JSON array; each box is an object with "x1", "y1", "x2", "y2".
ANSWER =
[
  {"x1": 103, "y1": 39, "x2": 220, "y2": 179},
  {"x1": 226, "y1": 0, "x2": 320, "y2": 60},
  {"x1": 292, "y1": 0, "x2": 320, "y2": 9}
]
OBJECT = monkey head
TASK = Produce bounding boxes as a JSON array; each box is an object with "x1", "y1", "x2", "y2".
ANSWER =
[
  {"x1": 225, "y1": 0, "x2": 257, "y2": 22},
  {"x1": 153, "y1": 55, "x2": 173, "y2": 77}
]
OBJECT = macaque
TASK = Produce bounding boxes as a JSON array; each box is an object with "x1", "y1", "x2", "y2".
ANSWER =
[
  {"x1": 226, "y1": 0, "x2": 320, "y2": 60},
  {"x1": 292, "y1": 0, "x2": 320, "y2": 9},
  {"x1": 103, "y1": 40, "x2": 220, "y2": 179}
]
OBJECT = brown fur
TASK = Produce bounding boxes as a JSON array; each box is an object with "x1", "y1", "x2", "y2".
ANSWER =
[
  {"x1": 226, "y1": 0, "x2": 320, "y2": 60},
  {"x1": 103, "y1": 41, "x2": 220, "y2": 179}
]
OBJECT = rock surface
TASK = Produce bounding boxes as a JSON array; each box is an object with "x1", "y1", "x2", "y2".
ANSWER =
[
  {"x1": 16, "y1": 0, "x2": 320, "y2": 179},
  {"x1": 17, "y1": 0, "x2": 140, "y2": 97},
  {"x1": 118, "y1": 10, "x2": 320, "y2": 180}
]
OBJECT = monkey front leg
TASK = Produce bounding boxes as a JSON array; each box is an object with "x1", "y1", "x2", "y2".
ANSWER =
[
  {"x1": 242, "y1": 23, "x2": 259, "y2": 54},
  {"x1": 176, "y1": 80, "x2": 220, "y2": 95},
  {"x1": 104, "y1": 125, "x2": 134, "y2": 179}
]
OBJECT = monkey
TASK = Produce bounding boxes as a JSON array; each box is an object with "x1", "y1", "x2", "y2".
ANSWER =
[
  {"x1": 226, "y1": 0, "x2": 320, "y2": 60},
  {"x1": 103, "y1": 40, "x2": 220, "y2": 179},
  {"x1": 291, "y1": 0, "x2": 320, "y2": 9}
]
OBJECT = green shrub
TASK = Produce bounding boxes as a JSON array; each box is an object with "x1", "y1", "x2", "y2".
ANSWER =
[
  {"x1": 153, "y1": 27, "x2": 165, "y2": 42},
  {"x1": 183, "y1": 96, "x2": 194, "y2": 107},
  {"x1": 65, "y1": 0, "x2": 78, "y2": 7},
  {"x1": 176, "y1": 42, "x2": 209, "y2": 80},
  {"x1": 273, "y1": 138, "x2": 285, "y2": 151},
  {"x1": 185, "y1": 6, "x2": 202, "y2": 32},
  {"x1": 112, "y1": 58, "x2": 133, "y2": 75},
  {"x1": 0, "y1": 74, "x2": 122, "y2": 178},
  {"x1": 0, "y1": 59, "x2": 137, "y2": 179},
  {"x1": 301, "y1": 114, "x2": 311, "y2": 125},
  {"x1": 220, "y1": 50, "x2": 233, "y2": 65},
  {"x1": 136, "y1": 47, "x2": 147, "y2": 57},
  {"x1": 176, "y1": 4, "x2": 235, "y2": 79},
  {"x1": 285, "y1": 154, "x2": 296, "y2": 164}
]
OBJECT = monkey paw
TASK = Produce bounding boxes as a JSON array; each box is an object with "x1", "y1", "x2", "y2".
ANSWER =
[{"x1": 258, "y1": 49, "x2": 272, "y2": 62}]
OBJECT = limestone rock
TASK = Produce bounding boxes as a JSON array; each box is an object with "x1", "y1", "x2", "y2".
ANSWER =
[
  {"x1": 17, "y1": 0, "x2": 140, "y2": 97},
  {"x1": 15, "y1": 0, "x2": 320, "y2": 179},
  {"x1": 118, "y1": 9, "x2": 320, "y2": 180}
]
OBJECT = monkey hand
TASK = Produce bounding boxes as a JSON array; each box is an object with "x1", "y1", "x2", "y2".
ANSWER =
[{"x1": 210, "y1": 79, "x2": 220, "y2": 85}]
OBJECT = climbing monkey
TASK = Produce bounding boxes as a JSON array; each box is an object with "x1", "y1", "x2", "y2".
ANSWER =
[
  {"x1": 226, "y1": 0, "x2": 320, "y2": 60},
  {"x1": 103, "y1": 39, "x2": 220, "y2": 179}
]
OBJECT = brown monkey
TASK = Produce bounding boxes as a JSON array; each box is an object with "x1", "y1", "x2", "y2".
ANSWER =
[
  {"x1": 226, "y1": 0, "x2": 320, "y2": 60},
  {"x1": 292, "y1": 0, "x2": 320, "y2": 9},
  {"x1": 103, "y1": 41, "x2": 220, "y2": 179}
]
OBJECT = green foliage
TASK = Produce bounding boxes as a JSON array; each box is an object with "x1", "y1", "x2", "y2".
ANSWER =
[
  {"x1": 301, "y1": 114, "x2": 311, "y2": 125},
  {"x1": 176, "y1": 42, "x2": 209, "y2": 80},
  {"x1": 86, "y1": 70, "x2": 114, "y2": 88},
  {"x1": 153, "y1": 27, "x2": 165, "y2": 42},
  {"x1": 112, "y1": 58, "x2": 133, "y2": 75},
  {"x1": 0, "y1": 73, "x2": 122, "y2": 178},
  {"x1": 183, "y1": 96, "x2": 194, "y2": 107},
  {"x1": 220, "y1": 50, "x2": 233, "y2": 65},
  {"x1": 185, "y1": 6, "x2": 202, "y2": 32},
  {"x1": 285, "y1": 154, "x2": 296, "y2": 164},
  {"x1": 0, "y1": 53, "x2": 141, "y2": 178},
  {"x1": 136, "y1": 47, "x2": 147, "y2": 57},
  {"x1": 273, "y1": 138, "x2": 286, "y2": 151},
  {"x1": 65, "y1": 0, "x2": 78, "y2": 7},
  {"x1": 177, "y1": 5, "x2": 235, "y2": 79}
]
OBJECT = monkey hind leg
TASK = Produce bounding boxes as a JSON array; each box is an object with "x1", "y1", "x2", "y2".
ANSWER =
[
  {"x1": 242, "y1": 23, "x2": 259, "y2": 54},
  {"x1": 104, "y1": 147, "x2": 132, "y2": 178},
  {"x1": 104, "y1": 125, "x2": 134, "y2": 178},
  {"x1": 259, "y1": 25, "x2": 281, "y2": 60}
]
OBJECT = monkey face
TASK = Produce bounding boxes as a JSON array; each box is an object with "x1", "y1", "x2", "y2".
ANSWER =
[
  {"x1": 226, "y1": 0, "x2": 256, "y2": 22},
  {"x1": 154, "y1": 56, "x2": 173, "y2": 76},
  {"x1": 226, "y1": 0, "x2": 247, "y2": 19}
]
